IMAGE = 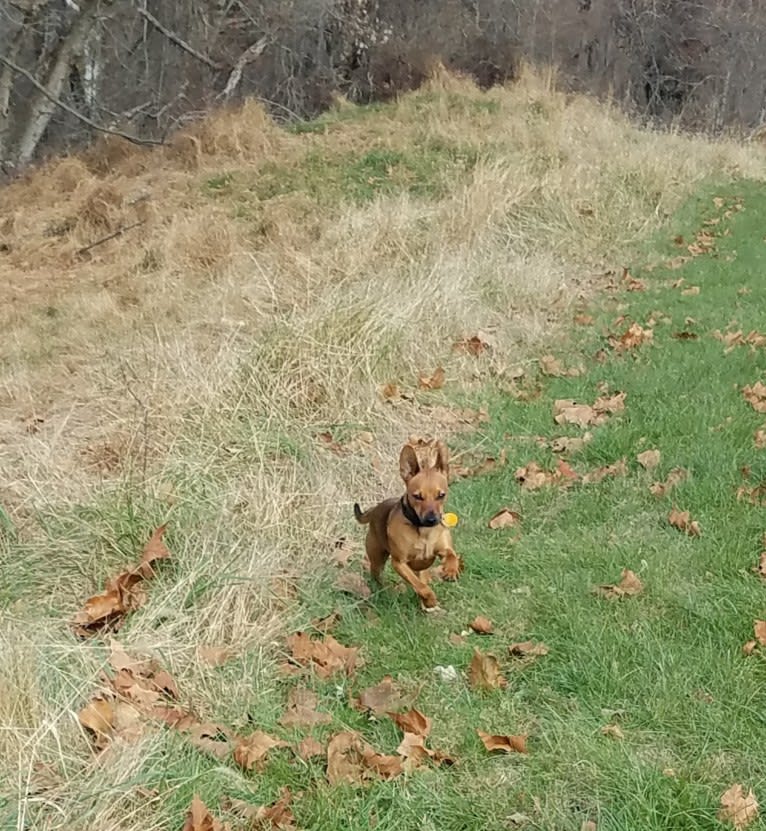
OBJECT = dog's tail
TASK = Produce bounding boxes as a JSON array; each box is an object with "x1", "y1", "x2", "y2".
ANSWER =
[{"x1": 353, "y1": 503, "x2": 372, "y2": 524}]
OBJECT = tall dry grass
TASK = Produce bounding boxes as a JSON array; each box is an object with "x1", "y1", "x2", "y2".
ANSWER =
[{"x1": 1, "y1": 65, "x2": 765, "y2": 829}]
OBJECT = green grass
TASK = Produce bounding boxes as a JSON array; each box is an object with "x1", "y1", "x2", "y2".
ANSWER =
[
  {"x1": 193, "y1": 180, "x2": 766, "y2": 830},
  {"x1": 203, "y1": 142, "x2": 482, "y2": 211}
]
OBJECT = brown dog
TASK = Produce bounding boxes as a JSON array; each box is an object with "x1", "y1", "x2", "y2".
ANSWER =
[{"x1": 354, "y1": 440, "x2": 461, "y2": 611}]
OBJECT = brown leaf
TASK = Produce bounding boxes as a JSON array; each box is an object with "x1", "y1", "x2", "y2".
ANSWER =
[
  {"x1": 188, "y1": 722, "x2": 236, "y2": 760},
  {"x1": 743, "y1": 382, "x2": 766, "y2": 413},
  {"x1": 279, "y1": 686, "x2": 332, "y2": 727},
  {"x1": 743, "y1": 640, "x2": 758, "y2": 656},
  {"x1": 396, "y1": 732, "x2": 432, "y2": 771},
  {"x1": 622, "y1": 269, "x2": 646, "y2": 292},
  {"x1": 310, "y1": 610, "x2": 342, "y2": 634},
  {"x1": 78, "y1": 697, "x2": 115, "y2": 736},
  {"x1": 72, "y1": 589, "x2": 125, "y2": 630},
  {"x1": 553, "y1": 392, "x2": 625, "y2": 428},
  {"x1": 581, "y1": 458, "x2": 627, "y2": 485},
  {"x1": 453, "y1": 333, "x2": 491, "y2": 356},
  {"x1": 681, "y1": 285, "x2": 700, "y2": 296},
  {"x1": 754, "y1": 620, "x2": 766, "y2": 647},
  {"x1": 253, "y1": 787, "x2": 297, "y2": 830},
  {"x1": 613, "y1": 322, "x2": 653, "y2": 351},
  {"x1": 649, "y1": 467, "x2": 688, "y2": 497},
  {"x1": 476, "y1": 729, "x2": 527, "y2": 754},
  {"x1": 334, "y1": 572, "x2": 371, "y2": 599},
  {"x1": 197, "y1": 646, "x2": 233, "y2": 667},
  {"x1": 296, "y1": 735, "x2": 325, "y2": 759},
  {"x1": 326, "y1": 731, "x2": 400, "y2": 785},
  {"x1": 551, "y1": 433, "x2": 592, "y2": 454},
  {"x1": 487, "y1": 508, "x2": 521, "y2": 530},
  {"x1": 388, "y1": 708, "x2": 432, "y2": 738},
  {"x1": 539, "y1": 355, "x2": 576, "y2": 377},
  {"x1": 668, "y1": 507, "x2": 701, "y2": 536},
  {"x1": 138, "y1": 524, "x2": 171, "y2": 577},
  {"x1": 469, "y1": 616, "x2": 494, "y2": 635},
  {"x1": 736, "y1": 483, "x2": 766, "y2": 506},
  {"x1": 718, "y1": 784, "x2": 759, "y2": 829},
  {"x1": 600, "y1": 723, "x2": 625, "y2": 740},
  {"x1": 574, "y1": 313, "x2": 594, "y2": 326},
  {"x1": 636, "y1": 449, "x2": 661, "y2": 470},
  {"x1": 468, "y1": 649, "x2": 507, "y2": 690},
  {"x1": 755, "y1": 428, "x2": 766, "y2": 449},
  {"x1": 233, "y1": 730, "x2": 288, "y2": 771},
  {"x1": 418, "y1": 367, "x2": 445, "y2": 390},
  {"x1": 508, "y1": 641, "x2": 549, "y2": 658},
  {"x1": 380, "y1": 382, "x2": 400, "y2": 400},
  {"x1": 285, "y1": 633, "x2": 360, "y2": 678},
  {"x1": 354, "y1": 676, "x2": 402, "y2": 716},
  {"x1": 181, "y1": 795, "x2": 224, "y2": 831},
  {"x1": 515, "y1": 461, "x2": 577, "y2": 491},
  {"x1": 594, "y1": 568, "x2": 644, "y2": 599}
]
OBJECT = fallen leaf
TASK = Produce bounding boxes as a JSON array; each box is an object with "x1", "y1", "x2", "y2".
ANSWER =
[
  {"x1": 743, "y1": 640, "x2": 758, "y2": 656},
  {"x1": 182, "y1": 795, "x2": 224, "y2": 831},
  {"x1": 233, "y1": 730, "x2": 288, "y2": 771},
  {"x1": 418, "y1": 367, "x2": 445, "y2": 390},
  {"x1": 380, "y1": 382, "x2": 400, "y2": 400},
  {"x1": 310, "y1": 610, "x2": 342, "y2": 634},
  {"x1": 285, "y1": 633, "x2": 360, "y2": 678},
  {"x1": 668, "y1": 507, "x2": 701, "y2": 536},
  {"x1": 296, "y1": 735, "x2": 325, "y2": 759},
  {"x1": 396, "y1": 732, "x2": 432, "y2": 771},
  {"x1": 326, "y1": 731, "x2": 400, "y2": 785},
  {"x1": 754, "y1": 620, "x2": 766, "y2": 647},
  {"x1": 469, "y1": 616, "x2": 494, "y2": 634},
  {"x1": 334, "y1": 572, "x2": 371, "y2": 599},
  {"x1": 650, "y1": 467, "x2": 688, "y2": 497},
  {"x1": 187, "y1": 722, "x2": 236, "y2": 760},
  {"x1": 581, "y1": 458, "x2": 627, "y2": 484},
  {"x1": 488, "y1": 508, "x2": 521, "y2": 529},
  {"x1": 252, "y1": 787, "x2": 297, "y2": 830},
  {"x1": 468, "y1": 649, "x2": 507, "y2": 690},
  {"x1": 672, "y1": 331, "x2": 698, "y2": 340},
  {"x1": 508, "y1": 641, "x2": 549, "y2": 658},
  {"x1": 551, "y1": 433, "x2": 592, "y2": 454},
  {"x1": 72, "y1": 526, "x2": 171, "y2": 635},
  {"x1": 197, "y1": 646, "x2": 233, "y2": 667},
  {"x1": 78, "y1": 697, "x2": 115, "y2": 736},
  {"x1": 600, "y1": 723, "x2": 625, "y2": 740},
  {"x1": 476, "y1": 729, "x2": 527, "y2": 754},
  {"x1": 622, "y1": 269, "x2": 646, "y2": 292},
  {"x1": 718, "y1": 784, "x2": 759, "y2": 829},
  {"x1": 636, "y1": 449, "x2": 661, "y2": 470},
  {"x1": 354, "y1": 676, "x2": 402, "y2": 716},
  {"x1": 553, "y1": 392, "x2": 625, "y2": 428},
  {"x1": 388, "y1": 708, "x2": 432, "y2": 738},
  {"x1": 515, "y1": 460, "x2": 577, "y2": 490},
  {"x1": 743, "y1": 382, "x2": 766, "y2": 413},
  {"x1": 681, "y1": 285, "x2": 700, "y2": 296},
  {"x1": 594, "y1": 568, "x2": 644, "y2": 599},
  {"x1": 453, "y1": 333, "x2": 491, "y2": 356},
  {"x1": 279, "y1": 687, "x2": 332, "y2": 727},
  {"x1": 755, "y1": 428, "x2": 766, "y2": 449},
  {"x1": 581, "y1": 822, "x2": 598, "y2": 831},
  {"x1": 613, "y1": 322, "x2": 653, "y2": 351},
  {"x1": 574, "y1": 313, "x2": 594, "y2": 325}
]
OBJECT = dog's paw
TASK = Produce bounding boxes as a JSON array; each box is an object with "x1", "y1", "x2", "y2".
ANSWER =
[
  {"x1": 441, "y1": 553, "x2": 464, "y2": 581},
  {"x1": 422, "y1": 603, "x2": 445, "y2": 615}
]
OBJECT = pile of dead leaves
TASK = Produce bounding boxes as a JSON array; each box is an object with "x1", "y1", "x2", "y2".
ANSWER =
[
  {"x1": 593, "y1": 569, "x2": 644, "y2": 600},
  {"x1": 553, "y1": 392, "x2": 626, "y2": 428},
  {"x1": 72, "y1": 525, "x2": 171, "y2": 636},
  {"x1": 515, "y1": 460, "x2": 577, "y2": 490},
  {"x1": 610, "y1": 322, "x2": 653, "y2": 352},
  {"x1": 283, "y1": 632, "x2": 360, "y2": 678}
]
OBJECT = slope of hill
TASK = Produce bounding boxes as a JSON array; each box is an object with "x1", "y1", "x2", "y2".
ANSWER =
[{"x1": 2, "y1": 66, "x2": 766, "y2": 830}]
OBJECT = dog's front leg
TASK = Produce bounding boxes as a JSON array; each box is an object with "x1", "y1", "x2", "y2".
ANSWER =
[
  {"x1": 437, "y1": 548, "x2": 462, "y2": 581},
  {"x1": 391, "y1": 560, "x2": 440, "y2": 611}
]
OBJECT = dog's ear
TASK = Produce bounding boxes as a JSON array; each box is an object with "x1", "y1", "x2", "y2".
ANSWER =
[
  {"x1": 432, "y1": 441, "x2": 449, "y2": 477},
  {"x1": 399, "y1": 444, "x2": 421, "y2": 482}
]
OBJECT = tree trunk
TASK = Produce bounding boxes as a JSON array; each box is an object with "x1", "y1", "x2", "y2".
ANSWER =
[
  {"x1": 0, "y1": 16, "x2": 30, "y2": 164},
  {"x1": 14, "y1": 1, "x2": 100, "y2": 167}
]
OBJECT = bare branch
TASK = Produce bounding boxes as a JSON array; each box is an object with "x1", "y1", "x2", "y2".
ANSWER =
[
  {"x1": 135, "y1": 5, "x2": 223, "y2": 72},
  {"x1": 219, "y1": 36, "x2": 268, "y2": 100},
  {"x1": 0, "y1": 52, "x2": 164, "y2": 155}
]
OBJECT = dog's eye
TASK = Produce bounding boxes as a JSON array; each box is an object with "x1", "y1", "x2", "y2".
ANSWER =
[
  {"x1": 437, "y1": 492, "x2": 446, "y2": 500},
  {"x1": 413, "y1": 493, "x2": 424, "y2": 501}
]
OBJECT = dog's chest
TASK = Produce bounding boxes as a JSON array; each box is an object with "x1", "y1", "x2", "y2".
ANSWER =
[{"x1": 409, "y1": 527, "x2": 440, "y2": 569}]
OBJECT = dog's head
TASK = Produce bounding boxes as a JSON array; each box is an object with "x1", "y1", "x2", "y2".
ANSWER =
[{"x1": 399, "y1": 440, "x2": 449, "y2": 527}]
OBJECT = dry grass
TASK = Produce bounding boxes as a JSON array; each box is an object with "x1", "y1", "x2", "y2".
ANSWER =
[{"x1": 1, "y1": 64, "x2": 765, "y2": 829}]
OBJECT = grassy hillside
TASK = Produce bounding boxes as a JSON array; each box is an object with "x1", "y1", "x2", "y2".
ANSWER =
[{"x1": 2, "y1": 66, "x2": 766, "y2": 830}]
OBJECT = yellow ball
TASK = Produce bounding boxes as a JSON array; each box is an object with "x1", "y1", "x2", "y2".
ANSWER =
[{"x1": 442, "y1": 512, "x2": 459, "y2": 528}]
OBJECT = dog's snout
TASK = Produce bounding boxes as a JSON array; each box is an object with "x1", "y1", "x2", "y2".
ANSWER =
[{"x1": 422, "y1": 511, "x2": 439, "y2": 526}]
